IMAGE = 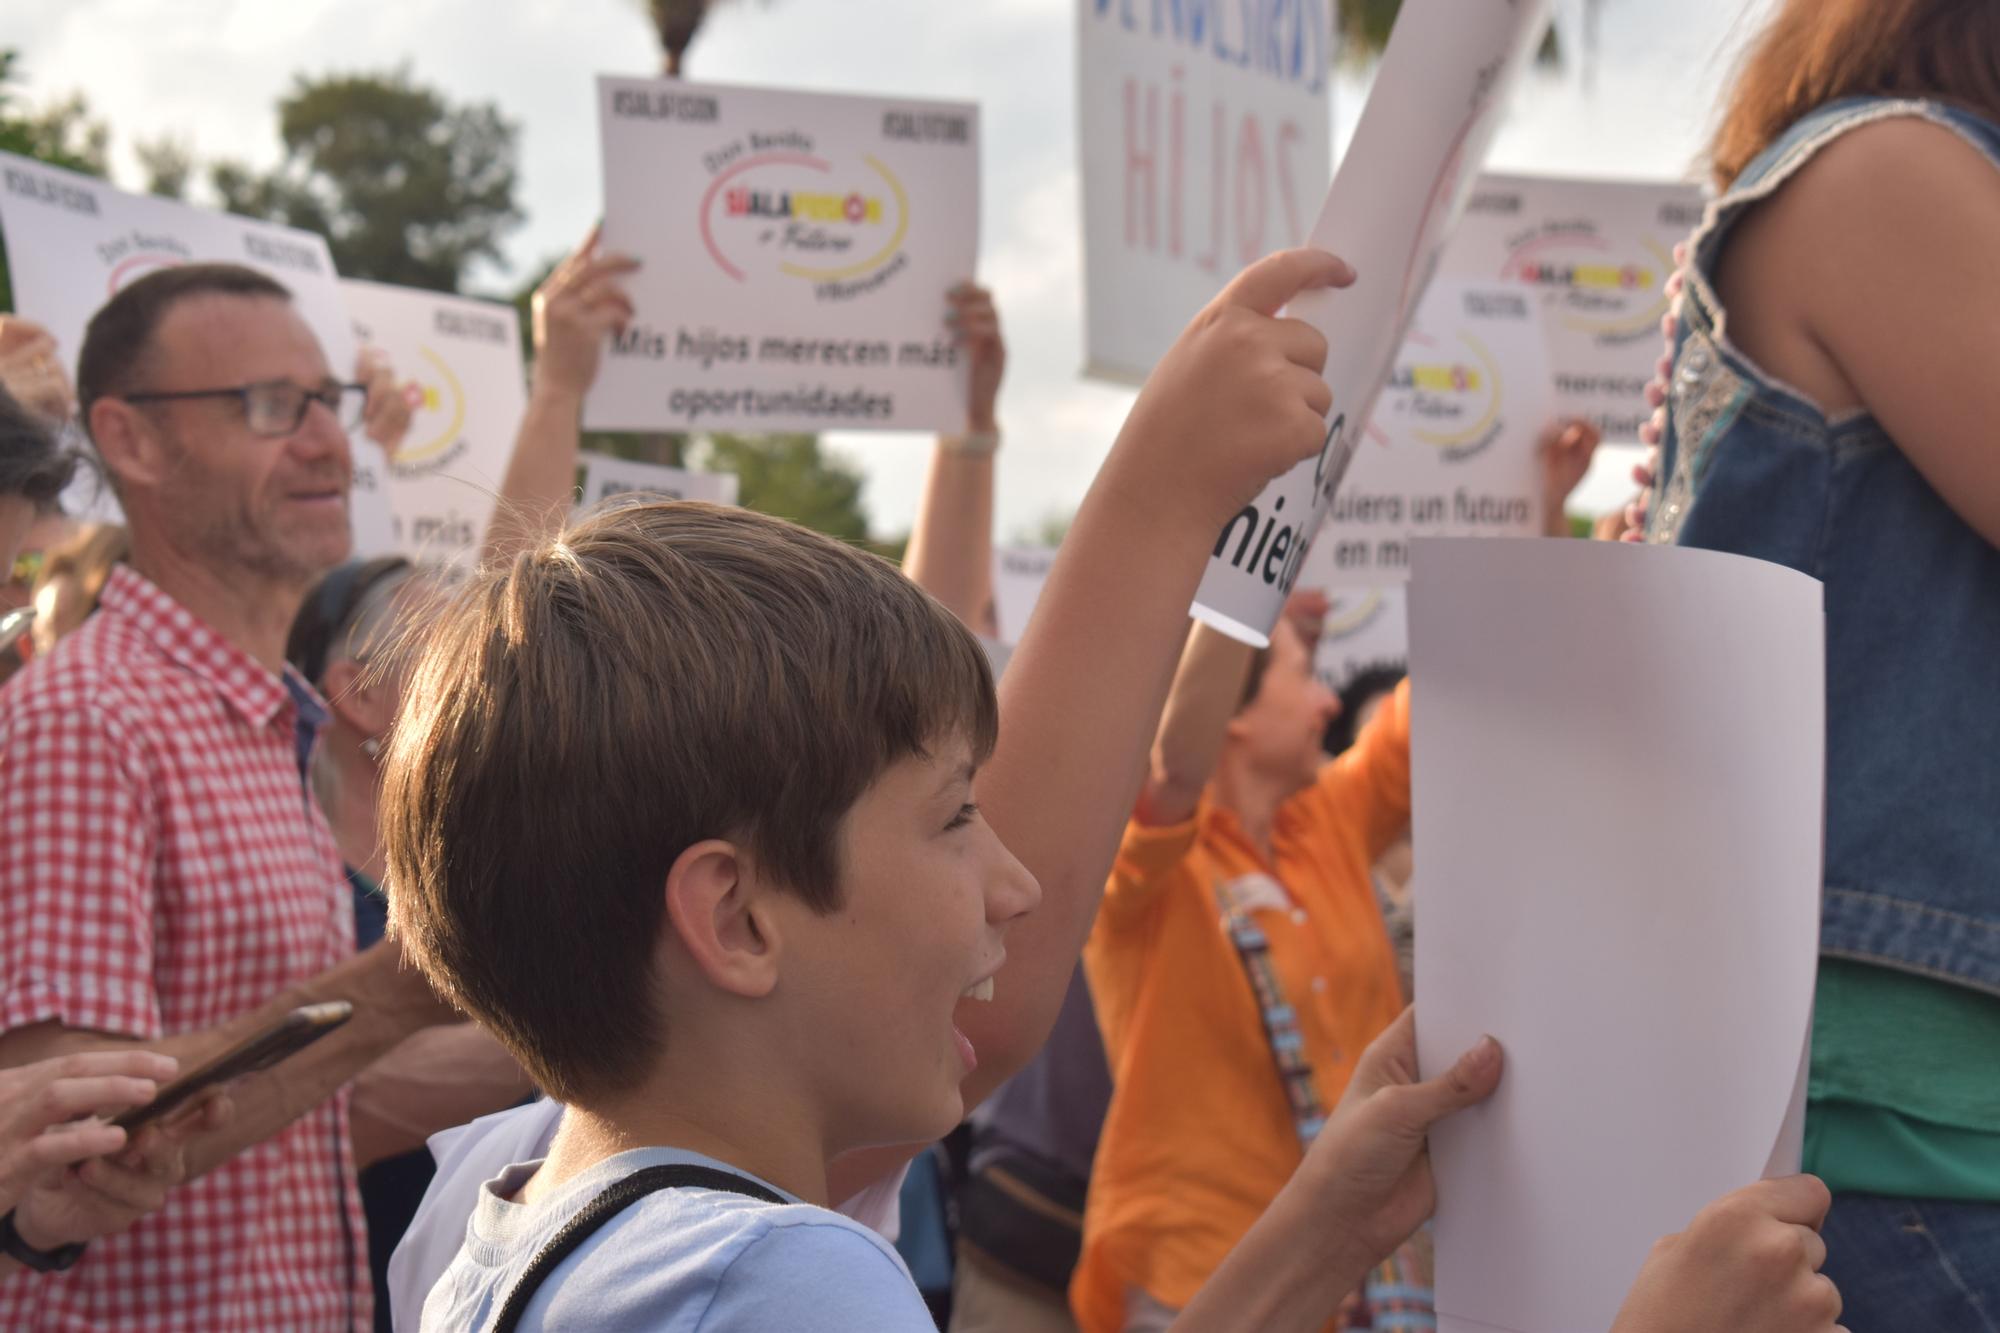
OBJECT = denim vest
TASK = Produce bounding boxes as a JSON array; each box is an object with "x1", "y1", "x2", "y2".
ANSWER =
[{"x1": 1649, "y1": 97, "x2": 2000, "y2": 997}]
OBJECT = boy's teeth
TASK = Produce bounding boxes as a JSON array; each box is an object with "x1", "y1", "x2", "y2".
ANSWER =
[{"x1": 961, "y1": 977, "x2": 995, "y2": 1003}]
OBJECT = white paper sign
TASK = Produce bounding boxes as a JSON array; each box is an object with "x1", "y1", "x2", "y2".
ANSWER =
[
  {"x1": 1409, "y1": 538, "x2": 1822, "y2": 1333},
  {"x1": 1189, "y1": 0, "x2": 1553, "y2": 645},
  {"x1": 1442, "y1": 173, "x2": 1707, "y2": 440},
  {"x1": 0, "y1": 151, "x2": 395, "y2": 554},
  {"x1": 342, "y1": 279, "x2": 526, "y2": 571},
  {"x1": 579, "y1": 453, "x2": 740, "y2": 510},
  {"x1": 991, "y1": 544, "x2": 1057, "y2": 646},
  {"x1": 1076, "y1": 0, "x2": 1333, "y2": 384},
  {"x1": 590, "y1": 78, "x2": 979, "y2": 434},
  {"x1": 1300, "y1": 280, "x2": 1555, "y2": 585}
]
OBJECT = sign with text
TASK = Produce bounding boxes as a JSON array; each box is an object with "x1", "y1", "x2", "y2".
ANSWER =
[
  {"x1": 342, "y1": 279, "x2": 526, "y2": 570},
  {"x1": 992, "y1": 544, "x2": 1057, "y2": 646},
  {"x1": 1441, "y1": 173, "x2": 1707, "y2": 440},
  {"x1": 1309, "y1": 586, "x2": 1408, "y2": 696},
  {"x1": 579, "y1": 453, "x2": 740, "y2": 510},
  {"x1": 1077, "y1": 0, "x2": 1333, "y2": 384},
  {"x1": 1307, "y1": 280, "x2": 1555, "y2": 585},
  {"x1": 0, "y1": 151, "x2": 395, "y2": 554},
  {"x1": 591, "y1": 77, "x2": 980, "y2": 434},
  {"x1": 1189, "y1": 0, "x2": 1553, "y2": 644}
]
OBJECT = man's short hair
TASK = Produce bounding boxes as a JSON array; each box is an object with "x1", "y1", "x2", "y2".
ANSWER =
[
  {"x1": 0, "y1": 384, "x2": 76, "y2": 511},
  {"x1": 76, "y1": 263, "x2": 294, "y2": 439},
  {"x1": 381, "y1": 500, "x2": 1001, "y2": 1103}
]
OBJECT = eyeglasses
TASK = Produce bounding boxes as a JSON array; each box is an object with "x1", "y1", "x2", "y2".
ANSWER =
[{"x1": 122, "y1": 379, "x2": 367, "y2": 438}]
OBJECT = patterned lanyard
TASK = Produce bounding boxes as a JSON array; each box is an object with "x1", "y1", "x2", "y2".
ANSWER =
[{"x1": 1215, "y1": 875, "x2": 1328, "y2": 1146}]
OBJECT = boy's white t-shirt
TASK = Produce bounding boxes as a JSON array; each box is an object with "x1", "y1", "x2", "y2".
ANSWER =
[
  {"x1": 389, "y1": 1100, "x2": 908, "y2": 1331},
  {"x1": 419, "y1": 1144, "x2": 933, "y2": 1332}
]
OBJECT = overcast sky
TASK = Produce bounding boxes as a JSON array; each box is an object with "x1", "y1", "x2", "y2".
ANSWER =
[{"x1": 9, "y1": 0, "x2": 1773, "y2": 536}]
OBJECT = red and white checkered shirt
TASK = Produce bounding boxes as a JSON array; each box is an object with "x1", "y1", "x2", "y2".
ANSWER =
[{"x1": 0, "y1": 565, "x2": 365, "y2": 1331}]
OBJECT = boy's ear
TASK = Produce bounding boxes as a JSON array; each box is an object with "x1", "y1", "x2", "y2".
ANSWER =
[{"x1": 663, "y1": 840, "x2": 780, "y2": 999}]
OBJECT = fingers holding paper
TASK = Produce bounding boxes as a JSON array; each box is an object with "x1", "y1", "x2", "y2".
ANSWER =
[
  {"x1": 1297, "y1": 1007, "x2": 1504, "y2": 1269},
  {"x1": 1613, "y1": 1174, "x2": 1844, "y2": 1333}
]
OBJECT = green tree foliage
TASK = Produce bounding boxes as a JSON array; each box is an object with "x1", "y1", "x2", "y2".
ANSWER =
[
  {"x1": 133, "y1": 134, "x2": 195, "y2": 199},
  {"x1": 212, "y1": 68, "x2": 522, "y2": 293},
  {"x1": 1339, "y1": 0, "x2": 1577, "y2": 66},
  {"x1": 695, "y1": 433, "x2": 872, "y2": 544},
  {"x1": 0, "y1": 53, "x2": 108, "y2": 173}
]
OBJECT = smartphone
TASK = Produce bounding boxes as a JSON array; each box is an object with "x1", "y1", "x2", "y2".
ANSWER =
[
  {"x1": 0, "y1": 607, "x2": 32, "y2": 656},
  {"x1": 111, "y1": 1001, "x2": 354, "y2": 1133}
]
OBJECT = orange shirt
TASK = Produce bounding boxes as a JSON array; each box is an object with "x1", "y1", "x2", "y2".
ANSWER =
[{"x1": 1073, "y1": 681, "x2": 1412, "y2": 1329}]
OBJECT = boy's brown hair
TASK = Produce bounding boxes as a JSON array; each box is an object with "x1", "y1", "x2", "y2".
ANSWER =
[{"x1": 380, "y1": 500, "x2": 999, "y2": 1103}]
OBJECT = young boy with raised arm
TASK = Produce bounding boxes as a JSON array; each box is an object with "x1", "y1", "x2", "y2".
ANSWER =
[{"x1": 384, "y1": 250, "x2": 1843, "y2": 1331}]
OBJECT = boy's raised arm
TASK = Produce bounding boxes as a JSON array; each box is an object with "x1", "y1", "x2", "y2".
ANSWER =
[{"x1": 962, "y1": 248, "x2": 1352, "y2": 1092}]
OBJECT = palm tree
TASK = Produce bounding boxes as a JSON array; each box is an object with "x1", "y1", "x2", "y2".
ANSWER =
[{"x1": 639, "y1": 0, "x2": 770, "y2": 77}]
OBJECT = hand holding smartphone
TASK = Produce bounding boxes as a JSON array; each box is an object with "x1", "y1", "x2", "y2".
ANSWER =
[{"x1": 0, "y1": 607, "x2": 34, "y2": 656}]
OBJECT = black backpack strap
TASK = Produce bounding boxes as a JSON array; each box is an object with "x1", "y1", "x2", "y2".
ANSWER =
[{"x1": 489, "y1": 1163, "x2": 786, "y2": 1333}]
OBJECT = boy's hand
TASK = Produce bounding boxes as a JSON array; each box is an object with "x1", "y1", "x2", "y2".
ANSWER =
[
  {"x1": 1118, "y1": 248, "x2": 1355, "y2": 530},
  {"x1": 1612, "y1": 1176, "x2": 1843, "y2": 1333},
  {"x1": 1298, "y1": 1008, "x2": 1502, "y2": 1272},
  {"x1": 11, "y1": 1092, "x2": 232, "y2": 1251}
]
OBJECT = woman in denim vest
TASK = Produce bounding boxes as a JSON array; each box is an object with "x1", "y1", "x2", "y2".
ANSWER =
[{"x1": 1645, "y1": 0, "x2": 2000, "y2": 1325}]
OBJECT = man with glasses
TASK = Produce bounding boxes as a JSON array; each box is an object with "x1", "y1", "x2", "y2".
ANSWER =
[{"x1": 0, "y1": 263, "x2": 456, "y2": 1330}]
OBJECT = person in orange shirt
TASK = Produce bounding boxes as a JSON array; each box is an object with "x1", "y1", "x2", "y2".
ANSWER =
[
  {"x1": 1075, "y1": 593, "x2": 1411, "y2": 1333},
  {"x1": 1077, "y1": 419, "x2": 1608, "y2": 1332}
]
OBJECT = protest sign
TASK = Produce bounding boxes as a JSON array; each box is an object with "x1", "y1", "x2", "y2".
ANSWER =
[
  {"x1": 0, "y1": 151, "x2": 395, "y2": 554},
  {"x1": 1305, "y1": 585, "x2": 1408, "y2": 696},
  {"x1": 1304, "y1": 280, "x2": 1555, "y2": 585},
  {"x1": 579, "y1": 452, "x2": 740, "y2": 510},
  {"x1": 1189, "y1": 0, "x2": 1553, "y2": 645},
  {"x1": 342, "y1": 279, "x2": 525, "y2": 570},
  {"x1": 1411, "y1": 538, "x2": 1819, "y2": 1333},
  {"x1": 590, "y1": 77, "x2": 979, "y2": 434},
  {"x1": 991, "y1": 543, "x2": 1056, "y2": 645},
  {"x1": 1441, "y1": 172, "x2": 1707, "y2": 440},
  {"x1": 1077, "y1": 0, "x2": 1333, "y2": 384}
]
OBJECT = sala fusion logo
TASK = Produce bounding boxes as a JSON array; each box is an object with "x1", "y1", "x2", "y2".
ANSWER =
[
  {"x1": 386, "y1": 346, "x2": 469, "y2": 473},
  {"x1": 1501, "y1": 228, "x2": 1677, "y2": 342},
  {"x1": 1386, "y1": 333, "x2": 1504, "y2": 463},
  {"x1": 701, "y1": 149, "x2": 909, "y2": 286}
]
